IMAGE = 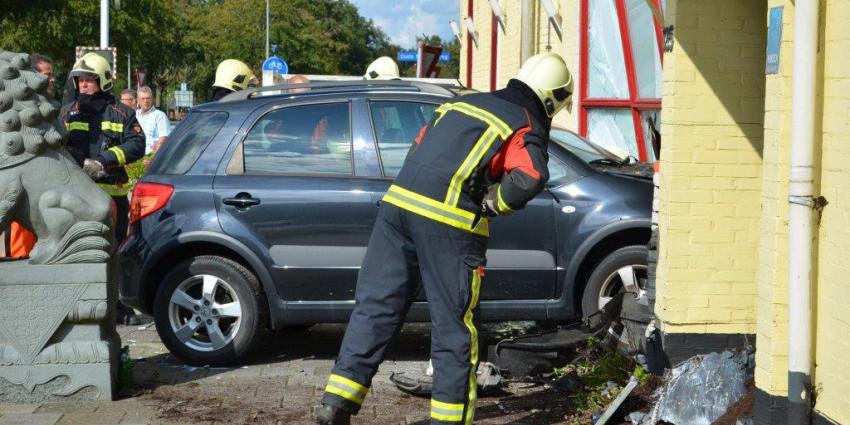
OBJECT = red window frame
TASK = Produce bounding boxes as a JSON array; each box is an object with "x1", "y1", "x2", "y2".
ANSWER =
[{"x1": 578, "y1": 0, "x2": 664, "y2": 162}]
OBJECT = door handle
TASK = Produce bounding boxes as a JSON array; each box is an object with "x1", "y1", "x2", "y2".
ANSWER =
[{"x1": 223, "y1": 192, "x2": 261, "y2": 208}]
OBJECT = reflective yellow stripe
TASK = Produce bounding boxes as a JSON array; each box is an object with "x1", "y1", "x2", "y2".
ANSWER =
[
  {"x1": 445, "y1": 127, "x2": 500, "y2": 206},
  {"x1": 324, "y1": 374, "x2": 368, "y2": 405},
  {"x1": 66, "y1": 122, "x2": 89, "y2": 131},
  {"x1": 431, "y1": 399, "x2": 464, "y2": 423},
  {"x1": 496, "y1": 185, "x2": 511, "y2": 213},
  {"x1": 382, "y1": 185, "x2": 489, "y2": 237},
  {"x1": 108, "y1": 146, "x2": 127, "y2": 166},
  {"x1": 435, "y1": 102, "x2": 512, "y2": 137},
  {"x1": 101, "y1": 121, "x2": 123, "y2": 133},
  {"x1": 97, "y1": 183, "x2": 129, "y2": 196},
  {"x1": 463, "y1": 269, "x2": 481, "y2": 425}
]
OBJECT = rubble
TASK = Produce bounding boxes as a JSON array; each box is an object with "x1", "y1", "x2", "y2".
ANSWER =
[{"x1": 639, "y1": 350, "x2": 751, "y2": 425}]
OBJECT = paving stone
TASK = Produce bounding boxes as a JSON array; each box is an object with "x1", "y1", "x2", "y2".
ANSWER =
[
  {"x1": 0, "y1": 405, "x2": 40, "y2": 415},
  {"x1": 0, "y1": 413, "x2": 63, "y2": 425},
  {"x1": 32, "y1": 402, "x2": 98, "y2": 415},
  {"x1": 55, "y1": 407, "x2": 126, "y2": 425}
]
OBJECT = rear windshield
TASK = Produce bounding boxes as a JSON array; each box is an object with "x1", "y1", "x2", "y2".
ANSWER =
[{"x1": 148, "y1": 111, "x2": 228, "y2": 175}]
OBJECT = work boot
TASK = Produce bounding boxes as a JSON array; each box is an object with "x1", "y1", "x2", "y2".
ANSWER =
[{"x1": 316, "y1": 404, "x2": 351, "y2": 425}]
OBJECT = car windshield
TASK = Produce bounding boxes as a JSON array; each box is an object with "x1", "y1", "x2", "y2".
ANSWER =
[{"x1": 549, "y1": 128, "x2": 621, "y2": 164}]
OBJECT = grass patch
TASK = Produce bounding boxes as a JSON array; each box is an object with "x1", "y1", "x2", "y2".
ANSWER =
[{"x1": 552, "y1": 337, "x2": 643, "y2": 424}]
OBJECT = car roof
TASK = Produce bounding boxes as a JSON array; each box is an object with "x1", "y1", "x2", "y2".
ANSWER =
[{"x1": 237, "y1": 80, "x2": 450, "y2": 100}]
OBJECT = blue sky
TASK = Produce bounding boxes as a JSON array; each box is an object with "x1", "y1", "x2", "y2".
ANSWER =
[{"x1": 349, "y1": 0, "x2": 459, "y2": 48}]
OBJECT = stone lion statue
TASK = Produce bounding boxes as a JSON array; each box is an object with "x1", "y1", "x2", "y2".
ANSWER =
[{"x1": 0, "y1": 50, "x2": 112, "y2": 264}]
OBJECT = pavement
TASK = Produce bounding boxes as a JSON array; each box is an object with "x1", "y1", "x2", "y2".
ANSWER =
[{"x1": 0, "y1": 323, "x2": 575, "y2": 425}]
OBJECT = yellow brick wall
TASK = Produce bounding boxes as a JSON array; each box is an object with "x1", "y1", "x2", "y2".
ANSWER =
[
  {"x1": 655, "y1": 0, "x2": 765, "y2": 335},
  {"x1": 459, "y1": 0, "x2": 579, "y2": 131},
  {"x1": 755, "y1": 0, "x2": 794, "y2": 399},
  {"x1": 812, "y1": 0, "x2": 850, "y2": 421}
]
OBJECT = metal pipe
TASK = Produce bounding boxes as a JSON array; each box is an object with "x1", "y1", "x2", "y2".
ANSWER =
[
  {"x1": 787, "y1": 0, "x2": 819, "y2": 423},
  {"x1": 265, "y1": 0, "x2": 270, "y2": 58},
  {"x1": 100, "y1": 0, "x2": 109, "y2": 48},
  {"x1": 520, "y1": 0, "x2": 534, "y2": 63}
]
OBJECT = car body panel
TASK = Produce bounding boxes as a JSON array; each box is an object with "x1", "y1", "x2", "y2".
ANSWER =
[{"x1": 118, "y1": 84, "x2": 652, "y2": 329}]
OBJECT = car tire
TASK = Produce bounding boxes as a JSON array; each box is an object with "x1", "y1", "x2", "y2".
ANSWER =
[
  {"x1": 153, "y1": 255, "x2": 268, "y2": 366},
  {"x1": 581, "y1": 245, "x2": 648, "y2": 318}
]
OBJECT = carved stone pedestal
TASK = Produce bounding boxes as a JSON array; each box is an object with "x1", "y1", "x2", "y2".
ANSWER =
[{"x1": 0, "y1": 262, "x2": 119, "y2": 401}]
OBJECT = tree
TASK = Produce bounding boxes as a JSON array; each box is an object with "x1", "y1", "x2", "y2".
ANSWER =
[{"x1": 0, "y1": 0, "x2": 402, "y2": 103}]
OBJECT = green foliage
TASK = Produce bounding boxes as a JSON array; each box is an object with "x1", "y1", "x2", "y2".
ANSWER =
[
  {"x1": 1, "y1": 0, "x2": 402, "y2": 103},
  {"x1": 126, "y1": 152, "x2": 155, "y2": 183},
  {"x1": 554, "y1": 338, "x2": 637, "y2": 424}
]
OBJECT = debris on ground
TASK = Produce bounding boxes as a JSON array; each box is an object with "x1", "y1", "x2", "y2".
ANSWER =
[
  {"x1": 639, "y1": 350, "x2": 752, "y2": 425},
  {"x1": 390, "y1": 361, "x2": 504, "y2": 396}
]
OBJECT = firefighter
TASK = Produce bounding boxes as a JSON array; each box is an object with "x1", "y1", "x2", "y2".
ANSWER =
[
  {"x1": 60, "y1": 53, "x2": 145, "y2": 246},
  {"x1": 363, "y1": 56, "x2": 400, "y2": 80},
  {"x1": 317, "y1": 52, "x2": 574, "y2": 425},
  {"x1": 210, "y1": 59, "x2": 258, "y2": 101}
]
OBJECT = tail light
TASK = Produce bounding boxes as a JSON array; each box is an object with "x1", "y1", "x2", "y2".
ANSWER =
[{"x1": 129, "y1": 182, "x2": 174, "y2": 224}]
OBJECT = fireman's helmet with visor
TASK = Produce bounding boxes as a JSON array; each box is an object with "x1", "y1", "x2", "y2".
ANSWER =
[
  {"x1": 213, "y1": 59, "x2": 258, "y2": 92},
  {"x1": 70, "y1": 53, "x2": 113, "y2": 91},
  {"x1": 515, "y1": 52, "x2": 574, "y2": 117},
  {"x1": 364, "y1": 56, "x2": 400, "y2": 80}
]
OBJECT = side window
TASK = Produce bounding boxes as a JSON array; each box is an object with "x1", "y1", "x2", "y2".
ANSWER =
[
  {"x1": 148, "y1": 111, "x2": 228, "y2": 175},
  {"x1": 243, "y1": 103, "x2": 352, "y2": 176},
  {"x1": 370, "y1": 101, "x2": 437, "y2": 178},
  {"x1": 546, "y1": 154, "x2": 579, "y2": 186}
]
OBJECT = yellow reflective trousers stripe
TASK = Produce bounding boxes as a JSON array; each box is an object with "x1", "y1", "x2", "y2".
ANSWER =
[
  {"x1": 382, "y1": 185, "x2": 489, "y2": 237},
  {"x1": 324, "y1": 374, "x2": 368, "y2": 405},
  {"x1": 430, "y1": 399, "x2": 465, "y2": 422},
  {"x1": 462, "y1": 268, "x2": 481, "y2": 425},
  {"x1": 108, "y1": 146, "x2": 127, "y2": 166},
  {"x1": 97, "y1": 183, "x2": 129, "y2": 196},
  {"x1": 101, "y1": 121, "x2": 123, "y2": 133}
]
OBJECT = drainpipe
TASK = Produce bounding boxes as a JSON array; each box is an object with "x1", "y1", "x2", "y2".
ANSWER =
[
  {"x1": 787, "y1": 0, "x2": 819, "y2": 423},
  {"x1": 520, "y1": 0, "x2": 534, "y2": 63}
]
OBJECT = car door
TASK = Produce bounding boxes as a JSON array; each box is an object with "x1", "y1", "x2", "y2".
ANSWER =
[
  {"x1": 369, "y1": 99, "x2": 559, "y2": 301},
  {"x1": 213, "y1": 101, "x2": 379, "y2": 301}
]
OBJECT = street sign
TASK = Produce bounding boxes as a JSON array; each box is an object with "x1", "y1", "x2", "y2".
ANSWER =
[
  {"x1": 174, "y1": 90, "x2": 193, "y2": 108},
  {"x1": 765, "y1": 7, "x2": 783, "y2": 75},
  {"x1": 262, "y1": 56, "x2": 288, "y2": 75},
  {"x1": 417, "y1": 43, "x2": 443, "y2": 78},
  {"x1": 397, "y1": 51, "x2": 450, "y2": 63}
]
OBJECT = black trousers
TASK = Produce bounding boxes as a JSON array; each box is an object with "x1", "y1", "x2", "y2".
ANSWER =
[
  {"x1": 112, "y1": 195, "x2": 129, "y2": 245},
  {"x1": 322, "y1": 204, "x2": 486, "y2": 424}
]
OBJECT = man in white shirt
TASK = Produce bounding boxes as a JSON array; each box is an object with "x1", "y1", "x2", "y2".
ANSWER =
[{"x1": 136, "y1": 86, "x2": 170, "y2": 154}]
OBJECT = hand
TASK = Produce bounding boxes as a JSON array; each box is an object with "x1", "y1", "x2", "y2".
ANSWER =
[
  {"x1": 482, "y1": 187, "x2": 500, "y2": 217},
  {"x1": 82, "y1": 159, "x2": 106, "y2": 179}
]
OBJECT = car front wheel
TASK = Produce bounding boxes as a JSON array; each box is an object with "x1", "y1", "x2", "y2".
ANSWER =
[
  {"x1": 154, "y1": 255, "x2": 267, "y2": 366},
  {"x1": 581, "y1": 245, "x2": 648, "y2": 319}
]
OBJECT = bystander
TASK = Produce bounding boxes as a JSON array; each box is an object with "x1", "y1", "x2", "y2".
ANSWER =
[{"x1": 136, "y1": 86, "x2": 170, "y2": 153}]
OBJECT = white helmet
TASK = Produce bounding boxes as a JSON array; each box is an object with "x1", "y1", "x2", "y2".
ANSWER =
[
  {"x1": 515, "y1": 52, "x2": 574, "y2": 117},
  {"x1": 70, "y1": 52, "x2": 113, "y2": 91},
  {"x1": 213, "y1": 59, "x2": 258, "y2": 92},
  {"x1": 364, "y1": 56, "x2": 400, "y2": 80}
]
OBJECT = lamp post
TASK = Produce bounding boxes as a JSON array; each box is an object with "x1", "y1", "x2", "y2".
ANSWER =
[
  {"x1": 266, "y1": 0, "x2": 270, "y2": 58},
  {"x1": 100, "y1": 0, "x2": 109, "y2": 48}
]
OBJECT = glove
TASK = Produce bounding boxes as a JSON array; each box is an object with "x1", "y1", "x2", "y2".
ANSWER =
[
  {"x1": 82, "y1": 159, "x2": 106, "y2": 179},
  {"x1": 481, "y1": 185, "x2": 501, "y2": 217}
]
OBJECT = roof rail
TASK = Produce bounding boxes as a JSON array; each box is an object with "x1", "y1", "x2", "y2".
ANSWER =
[{"x1": 219, "y1": 79, "x2": 458, "y2": 102}]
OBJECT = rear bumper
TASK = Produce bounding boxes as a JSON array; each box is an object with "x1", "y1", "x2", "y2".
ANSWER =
[{"x1": 117, "y1": 232, "x2": 150, "y2": 312}]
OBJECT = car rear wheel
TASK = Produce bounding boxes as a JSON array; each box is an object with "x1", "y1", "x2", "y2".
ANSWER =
[
  {"x1": 581, "y1": 245, "x2": 648, "y2": 319},
  {"x1": 154, "y1": 255, "x2": 267, "y2": 366}
]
